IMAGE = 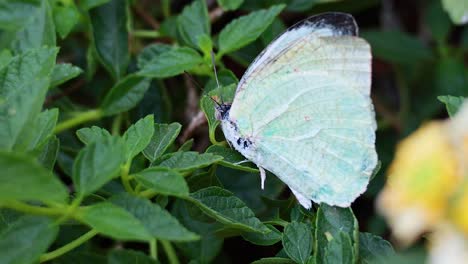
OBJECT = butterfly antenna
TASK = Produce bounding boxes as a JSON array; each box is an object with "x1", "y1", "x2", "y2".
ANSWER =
[
  {"x1": 183, "y1": 71, "x2": 204, "y2": 92},
  {"x1": 211, "y1": 51, "x2": 224, "y2": 104}
]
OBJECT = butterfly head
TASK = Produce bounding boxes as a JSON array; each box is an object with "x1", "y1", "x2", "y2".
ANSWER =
[{"x1": 212, "y1": 96, "x2": 231, "y2": 120}]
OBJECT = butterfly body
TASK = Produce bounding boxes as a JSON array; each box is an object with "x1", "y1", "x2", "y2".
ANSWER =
[{"x1": 216, "y1": 12, "x2": 377, "y2": 208}]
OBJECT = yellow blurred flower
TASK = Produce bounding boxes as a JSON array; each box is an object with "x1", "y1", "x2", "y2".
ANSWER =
[
  {"x1": 428, "y1": 224, "x2": 468, "y2": 264},
  {"x1": 449, "y1": 181, "x2": 468, "y2": 236},
  {"x1": 377, "y1": 121, "x2": 461, "y2": 245},
  {"x1": 446, "y1": 102, "x2": 468, "y2": 176}
]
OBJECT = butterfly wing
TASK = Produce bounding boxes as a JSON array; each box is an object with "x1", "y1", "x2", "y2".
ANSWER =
[{"x1": 226, "y1": 13, "x2": 377, "y2": 207}]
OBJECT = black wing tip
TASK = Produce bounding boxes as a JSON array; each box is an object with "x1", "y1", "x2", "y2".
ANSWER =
[{"x1": 289, "y1": 12, "x2": 359, "y2": 36}]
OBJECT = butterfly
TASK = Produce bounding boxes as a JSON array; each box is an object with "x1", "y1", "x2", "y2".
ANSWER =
[{"x1": 214, "y1": 12, "x2": 377, "y2": 209}]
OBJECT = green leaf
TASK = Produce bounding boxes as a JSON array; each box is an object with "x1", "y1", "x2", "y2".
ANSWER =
[
  {"x1": 0, "y1": 151, "x2": 68, "y2": 203},
  {"x1": 135, "y1": 81, "x2": 172, "y2": 123},
  {"x1": 203, "y1": 69, "x2": 238, "y2": 94},
  {"x1": 110, "y1": 193, "x2": 199, "y2": 241},
  {"x1": 197, "y1": 35, "x2": 213, "y2": 57},
  {"x1": 0, "y1": 215, "x2": 58, "y2": 264},
  {"x1": 206, "y1": 145, "x2": 258, "y2": 173},
  {"x1": 79, "y1": 0, "x2": 111, "y2": 10},
  {"x1": 282, "y1": 222, "x2": 313, "y2": 264},
  {"x1": 0, "y1": 209, "x2": 22, "y2": 234},
  {"x1": 323, "y1": 232, "x2": 354, "y2": 264},
  {"x1": 0, "y1": 0, "x2": 39, "y2": 30},
  {"x1": 172, "y1": 200, "x2": 224, "y2": 263},
  {"x1": 0, "y1": 49, "x2": 12, "y2": 70},
  {"x1": 178, "y1": 139, "x2": 194, "y2": 151},
  {"x1": 286, "y1": 0, "x2": 318, "y2": 12},
  {"x1": 189, "y1": 186, "x2": 270, "y2": 233},
  {"x1": 72, "y1": 137, "x2": 125, "y2": 196},
  {"x1": 361, "y1": 30, "x2": 433, "y2": 65},
  {"x1": 50, "y1": 63, "x2": 83, "y2": 87},
  {"x1": 177, "y1": 0, "x2": 210, "y2": 49},
  {"x1": 51, "y1": 0, "x2": 80, "y2": 38},
  {"x1": 100, "y1": 75, "x2": 151, "y2": 116},
  {"x1": 216, "y1": 166, "x2": 285, "y2": 215},
  {"x1": 359, "y1": 232, "x2": 394, "y2": 264},
  {"x1": 143, "y1": 123, "x2": 182, "y2": 162},
  {"x1": 242, "y1": 224, "x2": 282, "y2": 246},
  {"x1": 0, "y1": 0, "x2": 56, "y2": 52},
  {"x1": 123, "y1": 115, "x2": 155, "y2": 161},
  {"x1": 426, "y1": 0, "x2": 452, "y2": 43},
  {"x1": 442, "y1": 0, "x2": 468, "y2": 25},
  {"x1": 54, "y1": 251, "x2": 107, "y2": 263},
  {"x1": 217, "y1": 0, "x2": 244, "y2": 11},
  {"x1": 137, "y1": 43, "x2": 172, "y2": 69},
  {"x1": 438, "y1": 95, "x2": 465, "y2": 117},
  {"x1": 78, "y1": 202, "x2": 152, "y2": 241},
  {"x1": 260, "y1": 17, "x2": 286, "y2": 46},
  {"x1": 76, "y1": 126, "x2": 112, "y2": 145},
  {"x1": 0, "y1": 47, "x2": 58, "y2": 151},
  {"x1": 314, "y1": 204, "x2": 358, "y2": 264},
  {"x1": 13, "y1": 108, "x2": 58, "y2": 152},
  {"x1": 35, "y1": 135, "x2": 60, "y2": 170},
  {"x1": 138, "y1": 47, "x2": 204, "y2": 78},
  {"x1": 108, "y1": 249, "x2": 157, "y2": 264},
  {"x1": 218, "y1": 5, "x2": 285, "y2": 55},
  {"x1": 158, "y1": 151, "x2": 223, "y2": 172},
  {"x1": 90, "y1": 0, "x2": 129, "y2": 80},
  {"x1": 134, "y1": 167, "x2": 189, "y2": 197},
  {"x1": 252, "y1": 258, "x2": 296, "y2": 264},
  {"x1": 433, "y1": 57, "x2": 468, "y2": 96}
]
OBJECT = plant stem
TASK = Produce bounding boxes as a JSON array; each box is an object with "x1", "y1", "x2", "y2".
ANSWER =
[
  {"x1": 3, "y1": 200, "x2": 64, "y2": 217},
  {"x1": 162, "y1": 0, "x2": 170, "y2": 18},
  {"x1": 139, "y1": 189, "x2": 157, "y2": 199},
  {"x1": 395, "y1": 66, "x2": 410, "y2": 130},
  {"x1": 161, "y1": 240, "x2": 179, "y2": 264},
  {"x1": 112, "y1": 113, "x2": 123, "y2": 135},
  {"x1": 121, "y1": 162, "x2": 134, "y2": 193},
  {"x1": 263, "y1": 219, "x2": 289, "y2": 227},
  {"x1": 54, "y1": 109, "x2": 103, "y2": 134},
  {"x1": 55, "y1": 195, "x2": 83, "y2": 225},
  {"x1": 132, "y1": 30, "x2": 161, "y2": 38},
  {"x1": 149, "y1": 239, "x2": 158, "y2": 260},
  {"x1": 39, "y1": 229, "x2": 99, "y2": 263}
]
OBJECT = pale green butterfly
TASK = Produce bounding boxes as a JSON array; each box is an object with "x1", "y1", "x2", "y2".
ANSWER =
[{"x1": 214, "y1": 12, "x2": 377, "y2": 209}]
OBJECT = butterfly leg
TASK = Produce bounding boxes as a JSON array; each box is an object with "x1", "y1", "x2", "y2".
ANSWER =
[
  {"x1": 290, "y1": 187, "x2": 312, "y2": 209},
  {"x1": 259, "y1": 167, "x2": 266, "y2": 190},
  {"x1": 233, "y1": 159, "x2": 250, "y2": 165}
]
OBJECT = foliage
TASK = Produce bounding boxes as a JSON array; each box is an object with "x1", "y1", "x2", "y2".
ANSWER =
[{"x1": 0, "y1": 0, "x2": 466, "y2": 263}]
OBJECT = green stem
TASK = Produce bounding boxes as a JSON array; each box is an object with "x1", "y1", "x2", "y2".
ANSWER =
[
  {"x1": 55, "y1": 195, "x2": 83, "y2": 225},
  {"x1": 39, "y1": 229, "x2": 99, "y2": 263},
  {"x1": 121, "y1": 162, "x2": 134, "y2": 193},
  {"x1": 54, "y1": 109, "x2": 103, "y2": 134},
  {"x1": 135, "y1": 183, "x2": 143, "y2": 193},
  {"x1": 139, "y1": 189, "x2": 157, "y2": 199},
  {"x1": 161, "y1": 240, "x2": 179, "y2": 264},
  {"x1": 112, "y1": 113, "x2": 123, "y2": 135},
  {"x1": 3, "y1": 200, "x2": 64, "y2": 217},
  {"x1": 263, "y1": 219, "x2": 288, "y2": 227},
  {"x1": 126, "y1": 1, "x2": 133, "y2": 34},
  {"x1": 132, "y1": 30, "x2": 161, "y2": 38},
  {"x1": 162, "y1": 0, "x2": 170, "y2": 18},
  {"x1": 395, "y1": 67, "x2": 410, "y2": 130},
  {"x1": 150, "y1": 239, "x2": 157, "y2": 260}
]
